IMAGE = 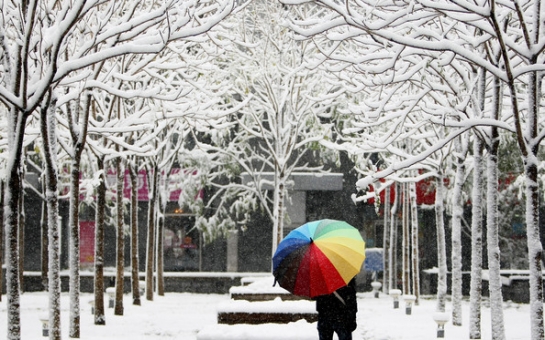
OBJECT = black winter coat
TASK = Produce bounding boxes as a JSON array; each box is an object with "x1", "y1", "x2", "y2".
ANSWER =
[{"x1": 315, "y1": 278, "x2": 357, "y2": 332}]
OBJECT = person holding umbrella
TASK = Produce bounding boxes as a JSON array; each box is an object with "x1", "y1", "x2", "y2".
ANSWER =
[
  {"x1": 315, "y1": 277, "x2": 357, "y2": 340},
  {"x1": 272, "y1": 219, "x2": 365, "y2": 340}
]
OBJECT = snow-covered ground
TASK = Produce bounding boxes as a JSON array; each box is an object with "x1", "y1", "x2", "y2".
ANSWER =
[{"x1": 0, "y1": 287, "x2": 532, "y2": 340}]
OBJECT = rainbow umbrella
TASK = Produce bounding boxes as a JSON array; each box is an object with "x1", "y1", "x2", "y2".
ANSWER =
[{"x1": 272, "y1": 219, "x2": 365, "y2": 298}]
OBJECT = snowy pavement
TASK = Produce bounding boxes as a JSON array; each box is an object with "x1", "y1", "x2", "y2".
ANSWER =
[{"x1": 0, "y1": 290, "x2": 532, "y2": 339}]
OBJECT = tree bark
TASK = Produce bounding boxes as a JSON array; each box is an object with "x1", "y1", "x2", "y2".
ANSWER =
[
  {"x1": 94, "y1": 156, "x2": 106, "y2": 325},
  {"x1": 17, "y1": 169, "x2": 24, "y2": 291},
  {"x1": 156, "y1": 210, "x2": 165, "y2": 296},
  {"x1": 409, "y1": 181, "x2": 420, "y2": 304},
  {"x1": 67, "y1": 92, "x2": 90, "y2": 338},
  {"x1": 525, "y1": 162, "x2": 544, "y2": 340},
  {"x1": 434, "y1": 173, "x2": 447, "y2": 313},
  {"x1": 272, "y1": 167, "x2": 286, "y2": 257},
  {"x1": 114, "y1": 156, "x2": 125, "y2": 315},
  {"x1": 486, "y1": 138, "x2": 505, "y2": 340},
  {"x1": 485, "y1": 73, "x2": 506, "y2": 340},
  {"x1": 469, "y1": 135, "x2": 484, "y2": 339},
  {"x1": 157, "y1": 166, "x2": 171, "y2": 297},
  {"x1": 0, "y1": 180, "x2": 3, "y2": 302},
  {"x1": 5, "y1": 109, "x2": 26, "y2": 340},
  {"x1": 382, "y1": 186, "x2": 391, "y2": 294},
  {"x1": 129, "y1": 161, "x2": 141, "y2": 305},
  {"x1": 402, "y1": 183, "x2": 410, "y2": 295},
  {"x1": 41, "y1": 180, "x2": 49, "y2": 291},
  {"x1": 388, "y1": 183, "x2": 398, "y2": 291},
  {"x1": 145, "y1": 164, "x2": 158, "y2": 301},
  {"x1": 68, "y1": 156, "x2": 82, "y2": 337},
  {"x1": 524, "y1": 65, "x2": 544, "y2": 340},
  {"x1": 451, "y1": 135, "x2": 468, "y2": 326},
  {"x1": 40, "y1": 94, "x2": 62, "y2": 340}
]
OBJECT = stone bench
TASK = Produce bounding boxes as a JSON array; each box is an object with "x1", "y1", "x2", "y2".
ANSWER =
[
  {"x1": 481, "y1": 269, "x2": 545, "y2": 303},
  {"x1": 216, "y1": 298, "x2": 318, "y2": 325},
  {"x1": 199, "y1": 276, "x2": 318, "y2": 339}
]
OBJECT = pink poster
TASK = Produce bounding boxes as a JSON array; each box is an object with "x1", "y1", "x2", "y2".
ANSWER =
[{"x1": 79, "y1": 221, "x2": 95, "y2": 266}]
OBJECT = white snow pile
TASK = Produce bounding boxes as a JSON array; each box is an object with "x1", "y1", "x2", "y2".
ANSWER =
[
  {"x1": 216, "y1": 297, "x2": 316, "y2": 314},
  {"x1": 0, "y1": 286, "x2": 532, "y2": 339},
  {"x1": 197, "y1": 320, "x2": 318, "y2": 340}
]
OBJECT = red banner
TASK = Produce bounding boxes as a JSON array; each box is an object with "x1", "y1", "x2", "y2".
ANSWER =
[{"x1": 366, "y1": 177, "x2": 438, "y2": 206}]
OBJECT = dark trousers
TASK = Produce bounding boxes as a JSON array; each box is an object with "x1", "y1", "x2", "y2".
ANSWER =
[{"x1": 318, "y1": 323, "x2": 353, "y2": 340}]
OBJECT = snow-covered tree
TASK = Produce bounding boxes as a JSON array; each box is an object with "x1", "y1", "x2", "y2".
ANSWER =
[
  {"x1": 281, "y1": 1, "x2": 545, "y2": 338},
  {"x1": 0, "y1": 1, "x2": 237, "y2": 338},
  {"x1": 326, "y1": 32, "x2": 474, "y2": 315},
  {"x1": 194, "y1": 0, "x2": 344, "y2": 256}
]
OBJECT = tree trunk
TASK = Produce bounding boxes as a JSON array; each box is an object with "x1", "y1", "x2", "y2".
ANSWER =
[
  {"x1": 0, "y1": 180, "x2": 3, "y2": 302},
  {"x1": 157, "y1": 162, "x2": 175, "y2": 294},
  {"x1": 272, "y1": 168, "x2": 286, "y2": 257},
  {"x1": 41, "y1": 180, "x2": 49, "y2": 291},
  {"x1": 17, "y1": 170, "x2": 24, "y2": 291},
  {"x1": 94, "y1": 156, "x2": 106, "y2": 325},
  {"x1": 388, "y1": 183, "x2": 398, "y2": 291},
  {"x1": 156, "y1": 211, "x2": 165, "y2": 296},
  {"x1": 129, "y1": 161, "x2": 141, "y2": 306},
  {"x1": 409, "y1": 181, "x2": 420, "y2": 304},
  {"x1": 115, "y1": 156, "x2": 125, "y2": 315},
  {"x1": 524, "y1": 60, "x2": 544, "y2": 340},
  {"x1": 402, "y1": 183, "x2": 410, "y2": 295},
  {"x1": 435, "y1": 173, "x2": 447, "y2": 313},
  {"x1": 485, "y1": 73, "x2": 506, "y2": 340},
  {"x1": 40, "y1": 95, "x2": 62, "y2": 340},
  {"x1": 382, "y1": 186, "x2": 390, "y2": 294},
  {"x1": 67, "y1": 92, "x2": 90, "y2": 338},
  {"x1": 68, "y1": 157, "x2": 82, "y2": 337},
  {"x1": 469, "y1": 135, "x2": 484, "y2": 339},
  {"x1": 486, "y1": 137, "x2": 505, "y2": 340},
  {"x1": 157, "y1": 168, "x2": 168, "y2": 296},
  {"x1": 145, "y1": 164, "x2": 158, "y2": 301},
  {"x1": 451, "y1": 135, "x2": 468, "y2": 326},
  {"x1": 5, "y1": 166, "x2": 22, "y2": 340},
  {"x1": 5, "y1": 109, "x2": 26, "y2": 340},
  {"x1": 525, "y1": 161, "x2": 544, "y2": 340}
]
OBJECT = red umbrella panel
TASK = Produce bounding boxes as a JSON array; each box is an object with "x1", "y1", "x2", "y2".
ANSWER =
[{"x1": 272, "y1": 219, "x2": 365, "y2": 298}]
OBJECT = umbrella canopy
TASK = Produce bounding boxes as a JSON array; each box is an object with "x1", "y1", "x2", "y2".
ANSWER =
[{"x1": 272, "y1": 219, "x2": 365, "y2": 298}]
